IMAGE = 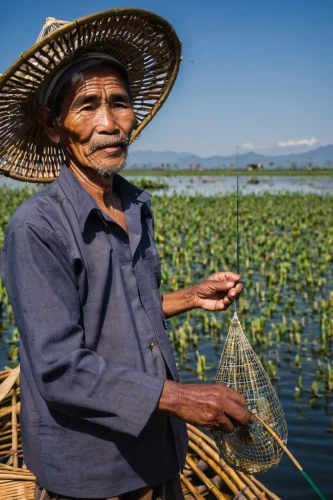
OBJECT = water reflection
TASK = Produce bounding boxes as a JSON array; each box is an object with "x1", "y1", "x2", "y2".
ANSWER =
[{"x1": 126, "y1": 175, "x2": 333, "y2": 196}]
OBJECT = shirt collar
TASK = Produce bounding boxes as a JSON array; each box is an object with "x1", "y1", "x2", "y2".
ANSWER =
[{"x1": 58, "y1": 165, "x2": 151, "y2": 233}]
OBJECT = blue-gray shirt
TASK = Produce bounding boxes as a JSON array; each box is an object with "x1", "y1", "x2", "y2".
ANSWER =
[{"x1": 0, "y1": 166, "x2": 188, "y2": 498}]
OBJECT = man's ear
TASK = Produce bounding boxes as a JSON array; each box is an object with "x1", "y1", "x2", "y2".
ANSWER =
[{"x1": 35, "y1": 106, "x2": 61, "y2": 144}]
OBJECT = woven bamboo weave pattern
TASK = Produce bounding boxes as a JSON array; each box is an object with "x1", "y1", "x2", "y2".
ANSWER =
[{"x1": 0, "y1": 9, "x2": 181, "y2": 182}]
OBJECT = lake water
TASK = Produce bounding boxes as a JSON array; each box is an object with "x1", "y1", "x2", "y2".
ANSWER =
[
  {"x1": 125, "y1": 175, "x2": 333, "y2": 196},
  {"x1": 2, "y1": 174, "x2": 333, "y2": 197}
]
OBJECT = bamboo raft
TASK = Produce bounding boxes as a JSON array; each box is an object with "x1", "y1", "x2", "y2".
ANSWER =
[{"x1": 0, "y1": 368, "x2": 280, "y2": 500}]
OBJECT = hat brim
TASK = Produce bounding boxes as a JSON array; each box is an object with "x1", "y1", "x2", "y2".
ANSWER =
[{"x1": 0, "y1": 8, "x2": 181, "y2": 182}]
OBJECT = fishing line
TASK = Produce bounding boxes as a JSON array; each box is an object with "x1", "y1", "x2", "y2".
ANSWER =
[
  {"x1": 235, "y1": 146, "x2": 240, "y2": 276},
  {"x1": 233, "y1": 146, "x2": 240, "y2": 316}
]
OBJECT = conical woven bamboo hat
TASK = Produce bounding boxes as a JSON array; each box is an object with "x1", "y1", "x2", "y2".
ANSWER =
[{"x1": 0, "y1": 9, "x2": 182, "y2": 183}]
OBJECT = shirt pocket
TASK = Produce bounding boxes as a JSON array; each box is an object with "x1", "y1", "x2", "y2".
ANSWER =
[
  {"x1": 135, "y1": 255, "x2": 162, "y2": 312},
  {"x1": 143, "y1": 253, "x2": 162, "y2": 290}
]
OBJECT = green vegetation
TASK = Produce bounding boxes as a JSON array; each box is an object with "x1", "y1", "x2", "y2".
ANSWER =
[
  {"x1": 0, "y1": 186, "x2": 332, "y2": 425},
  {"x1": 0, "y1": 185, "x2": 37, "y2": 247},
  {"x1": 131, "y1": 178, "x2": 167, "y2": 190}
]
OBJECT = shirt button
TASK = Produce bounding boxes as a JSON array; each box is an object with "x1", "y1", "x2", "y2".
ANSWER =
[{"x1": 149, "y1": 343, "x2": 154, "y2": 351}]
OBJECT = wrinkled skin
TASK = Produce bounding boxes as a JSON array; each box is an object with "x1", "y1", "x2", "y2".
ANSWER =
[
  {"x1": 158, "y1": 381, "x2": 255, "y2": 433},
  {"x1": 37, "y1": 65, "x2": 135, "y2": 176}
]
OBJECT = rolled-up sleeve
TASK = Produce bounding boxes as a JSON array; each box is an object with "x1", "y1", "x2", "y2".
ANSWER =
[{"x1": 1, "y1": 222, "x2": 164, "y2": 438}]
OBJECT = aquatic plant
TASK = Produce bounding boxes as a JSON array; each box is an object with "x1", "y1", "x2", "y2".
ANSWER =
[{"x1": 0, "y1": 187, "x2": 332, "y2": 424}]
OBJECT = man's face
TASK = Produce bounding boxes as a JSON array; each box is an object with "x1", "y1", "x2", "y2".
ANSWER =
[{"x1": 55, "y1": 66, "x2": 135, "y2": 174}]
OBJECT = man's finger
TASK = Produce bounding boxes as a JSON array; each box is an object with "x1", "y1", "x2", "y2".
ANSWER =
[
  {"x1": 224, "y1": 400, "x2": 253, "y2": 426},
  {"x1": 216, "y1": 416, "x2": 235, "y2": 433},
  {"x1": 226, "y1": 388, "x2": 247, "y2": 407},
  {"x1": 227, "y1": 282, "x2": 244, "y2": 299},
  {"x1": 208, "y1": 280, "x2": 236, "y2": 292},
  {"x1": 207, "y1": 272, "x2": 241, "y2": 283},
  {"x1": 214, "y1": 299, "x2": 226, "y2": 311},
  {"x1": 222, "y1": 296, "x2": 232, "y2": 307},
  {"x1": 220, "y1": 272, "x2": 241, "y2": 282}
]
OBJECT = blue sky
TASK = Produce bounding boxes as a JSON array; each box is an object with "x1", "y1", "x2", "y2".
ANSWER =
[{"x1": 1, "y1": 0, "x2": 332, "y2": 157}]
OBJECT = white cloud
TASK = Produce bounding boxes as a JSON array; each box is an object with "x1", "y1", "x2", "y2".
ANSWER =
[
  {"x1": 277, "y1": 137, "x2": 319, "y2": 148},
  {"x1": 241, "y1": 142, "x2": 255, "y2": 150}
]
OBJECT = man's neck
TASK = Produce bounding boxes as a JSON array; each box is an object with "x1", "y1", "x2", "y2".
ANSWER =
[
  {"x1": 68, "y1": 161, "x2": 115, "y2": 208},
  {"x1": 68, "y1": 161, "x2": 128, "y2": 233}
]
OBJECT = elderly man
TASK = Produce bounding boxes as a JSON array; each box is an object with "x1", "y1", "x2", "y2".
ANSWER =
[{"x1": 0, "y1": 9, "x2": 253, "y2": 500}]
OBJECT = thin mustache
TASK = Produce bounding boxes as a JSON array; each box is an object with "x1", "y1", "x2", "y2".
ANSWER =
[{"x1": 89, "y1": 137, "x2": 129, "y2": 154}]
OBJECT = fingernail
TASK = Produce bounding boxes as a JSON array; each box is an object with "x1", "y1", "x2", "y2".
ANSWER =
[
  {"x1": 227, "y1": 281, "x2": 234, "y2": 287},
  {"x1": 230, "y1": 291, "x2": 236, "y2": 297}
]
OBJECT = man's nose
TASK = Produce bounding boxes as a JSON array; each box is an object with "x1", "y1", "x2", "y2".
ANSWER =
[{"x1": 94, "y1": 106, "x2": 119, "y2": 134}]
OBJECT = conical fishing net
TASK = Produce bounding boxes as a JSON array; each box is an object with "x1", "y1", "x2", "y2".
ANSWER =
[{"x1": 213, "y1": 311, "x2": 288, "y2": 474}]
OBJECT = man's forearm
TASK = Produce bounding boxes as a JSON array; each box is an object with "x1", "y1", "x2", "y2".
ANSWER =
[{"x1": 161, "y1": 287, "x2": 196, "y2": 319}]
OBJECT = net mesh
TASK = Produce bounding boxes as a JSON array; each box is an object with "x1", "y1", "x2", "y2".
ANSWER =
[{"x1": 213, "y1": 310, "x2": 288, "y2": 474}]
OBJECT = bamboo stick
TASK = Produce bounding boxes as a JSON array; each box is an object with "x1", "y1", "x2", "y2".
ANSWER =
[
  {"x1": 0, "y1": 474, "x2": 35, "y2": 481},
  {"x1": 237, "y1": 472, "x2": 266, "y2": 499},
  {"x1": 255, "y1": 417, "x2": 302, "y2": 471},
  {"x1": 187, "y1": 424, "x2": 218, "y2": 450},
  {"x1": 188, "y1": 438, "x2": 240, "y2": 498},
  {"x1": 249, "y1": 476, "x2": 281, "y2": 500},
  {"x1": 0, "y1": 450, "x2": 23, "y2": 458},
  {"x1": 187, "y1": 429, "x2": 253, "y2": 497},
  {"x1": 187, "y1": 434, "x2": 256, "y2": 500},
  {"x1": 186, "y1": 455, "x2": 227, "y2": 500},
  {"x1": 180, "y1": 473, "x2": 206, "y2": 500},
  {"x1": 0, "y1": 402, "x2": 20, "y2": 419},
  {"x1": 11, "y1": 390, "x2": 18, "y2": 469},
  {"x1": 0, "y1": 465, "x2": 32, "y2": 474},
  {"x1": 0, "y1": 367, "x2": 20, "y2": 402},
  {"x1": 255, "y1": 416, "x2": 327, "y2": 500},
  {"x1": 187, "y1": 425, "x2": 278, "y2": 500}
]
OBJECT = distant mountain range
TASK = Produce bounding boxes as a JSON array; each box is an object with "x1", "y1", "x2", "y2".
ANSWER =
[{"x1": 127, "y1": 145, "x2": 333, "y2": 170}]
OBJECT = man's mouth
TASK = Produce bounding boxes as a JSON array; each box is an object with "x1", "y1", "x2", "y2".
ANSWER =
[
  {"x1": 89, "y1": 139, "x2": 129, "y2": 155},
  {"x1": 98, "y1": 144, "x2": 122, "y2": 153}
]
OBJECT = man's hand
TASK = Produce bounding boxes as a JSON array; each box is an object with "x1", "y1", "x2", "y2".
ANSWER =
[
  {"x1": 157, "y1": 380, "x2": 254, "y2": 433},
  {"x1": 192, "y1": 272, "x2": 243, "y2": 311},
  {"x1": 162, "y1": 271, "x2": 244, "y2": 318}
]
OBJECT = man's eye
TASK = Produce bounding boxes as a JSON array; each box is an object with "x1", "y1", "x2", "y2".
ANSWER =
[
  {"x1": 78, "y1": 104, "x2": 95, "y2": 112},
  {"x1": 114, "y1": 102, "x2": 129, "y2": 108}
]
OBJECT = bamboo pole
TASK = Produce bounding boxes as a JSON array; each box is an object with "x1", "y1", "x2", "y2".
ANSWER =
[
  {"x1": 187, "y1": 425, "x2": 280, "y2": 500},
  {"x1": 256, "y1": 416, "x2": 326, "y2": 500},
  {"x1": 187, "y1": 429, "x2": 256, "y2": 499},
  {"x1": 187, "y1": 424, "x2": 218, "y2": 449},
  {"x1": 0, "y1": 367, "x2": 20, "y2": 400},
  {"x1": 0, "y1": 465, "x2": 32, "y2": 474},
  {"x1": 180, "y1": 473, "x2": 206, "y2": 500},
  {"x1": 0, "y1": 474, "x2": 35, "y2": 481},
  {"x1": 0, "y1": 402, "x2": 20, "y2": 419},
  {"x1": 11, "y1": 390, "x2": 18, "y2": 468},
  {"x1": 188, "y1": 438, "x2": 241, "y2": 498},
  {"x1": 186, "y1": 455, "x2": 228, "y2": 500},
  {"x1": 249, "y1": 476, "x2": 281, "y2": 500},
  {"x1": 237, "y1": 472, "x2": 266, "y2": 499},
  {"x1": 256, "y1": 417, "x2": 301, "y2": 470}
]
